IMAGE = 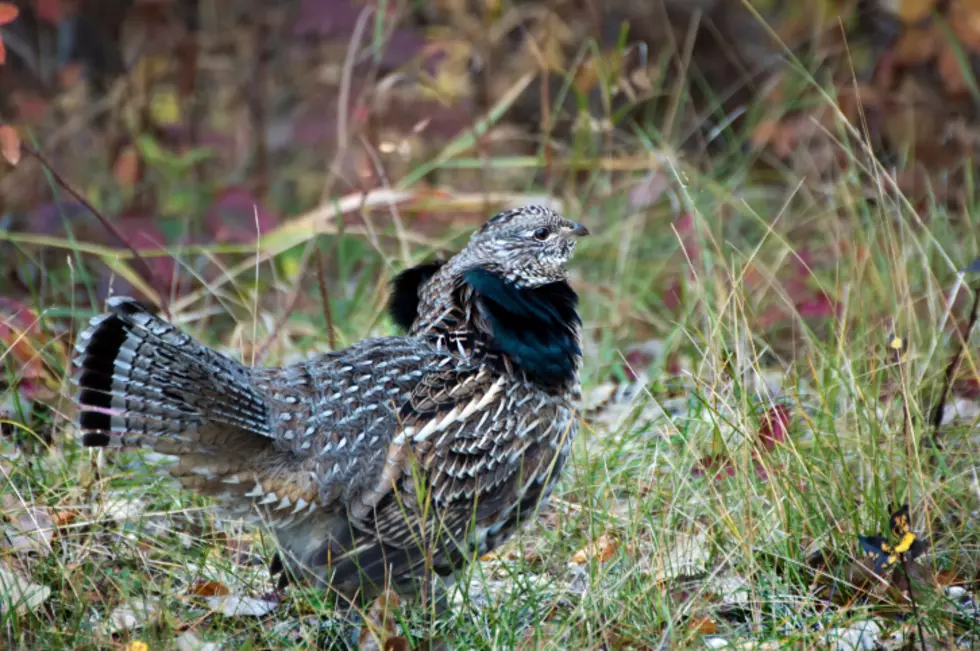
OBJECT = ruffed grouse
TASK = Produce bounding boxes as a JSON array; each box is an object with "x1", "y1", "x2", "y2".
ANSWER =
[{"x1": 74, "y1": 205, "x2": 588, "y2": 603}]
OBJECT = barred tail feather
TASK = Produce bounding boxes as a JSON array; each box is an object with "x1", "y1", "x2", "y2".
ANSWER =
[{"x1": 74, "y1": 296, "x2": 272, "y2": 452}]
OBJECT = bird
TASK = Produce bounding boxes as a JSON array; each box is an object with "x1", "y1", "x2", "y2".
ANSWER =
[{"x1": 73, "y1": 205, "x2": 589, "y2": 606}]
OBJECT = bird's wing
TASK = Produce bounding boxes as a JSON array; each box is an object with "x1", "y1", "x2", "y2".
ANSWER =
[{"x1": 345, "y1": 357, "x2": 561, "y2": 557}]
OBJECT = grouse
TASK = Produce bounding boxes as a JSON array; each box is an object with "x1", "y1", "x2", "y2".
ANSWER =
[{"x1": 73, "y1": 205, "x2": 589, "y2": 604}]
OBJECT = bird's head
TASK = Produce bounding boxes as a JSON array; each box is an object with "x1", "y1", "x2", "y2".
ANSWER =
[{"x1": 455, "y1": 205, "x2": 589, "y2": 288}]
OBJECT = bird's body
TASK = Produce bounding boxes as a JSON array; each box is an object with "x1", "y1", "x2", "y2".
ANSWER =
[{"x1": 73, "y1": 206, "x2": 587, "y2": 604}]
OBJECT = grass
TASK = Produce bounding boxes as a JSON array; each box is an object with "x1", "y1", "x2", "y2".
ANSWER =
[{"x1": 3, "y1": 25, "x2": 980, "y2": 651}]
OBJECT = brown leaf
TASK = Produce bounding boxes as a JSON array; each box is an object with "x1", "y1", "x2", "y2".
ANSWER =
[
  {"x1": 951, "y1": 0, "x2": 980, "y2": 51},
  {"x1": 103, "y1": 597, "x2": 162, "y2": 635},
  {"x1": 189, "y1": 580, "x2": 231, "y2": 597},
  {"x1": 571, "y1": 533, "x2": 618, "y2": 565},
  {"x1": 891, "y1": 26, "x2": 939, "y2": 65},
  {"x1": 383, "y1": 637, "x2": 412, "y2": 651},
  {"x1": 52, "y1": 509, "x2": 79, "y2": 528},
  {"x1": 0, "y1": 125, "x2": 21, "y2": 166},
  {"x1": 688, "y1": 616, "x2": 717, "y2": 635},
  {"x1": 358, "y1": 590, "x2": 402, "y2": 651},
  {"x1": 113, "y1": 146, "x2": 141, "y2": 188},
  {"x1": 894, "y1": 0, "x2": 938, "y2": 24},
  {"x1": 938, "y1": 45, "x2": 971, "y2": 97}
]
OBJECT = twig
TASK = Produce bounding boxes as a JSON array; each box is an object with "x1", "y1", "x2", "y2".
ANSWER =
[
  {"x1": 20, "y1": 142, "x2": 171, "y2": 320},
  {"x1": 315, "y1": 243, "x2": 337, "y2": 350},
  {"x1": 930, "y1": 281, "x2": 980, "y2": 450}
]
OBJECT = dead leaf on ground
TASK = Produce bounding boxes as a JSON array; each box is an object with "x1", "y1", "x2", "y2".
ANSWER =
[
  {"x1": 206, "y1": 593, "x2": 278, "y2": 617},
  {"x1": 643, "y1": 531, "x2": 711, "y2": 583},
  {"x1": 950, "y1": 0, "x2": 980, "y2": 50},
  {"x1": 938, "y1": 45, "x2": 971, "y2": 97},
  {"x1": 0, "y1": 125, "x2": 21, "y2": 165},
  {"x1": 688, "y1": 616, "x2": 718, "y2": 634},
  {"x1": 571, "y1": 533, "x2": 619, "y2": 565},
  {"x1": 174, "y1": 630, "x2": 221, "y2": 651},
  {"x1": 100, "y1": 492, "x2": 149, "y2": 523},
  {"x1": 189, "y1": 580, "x2": 232, "y2": 597},
  {"x1": 102, "y1": 596, "x2": 162, "y2": 635},
  {"x1": 358, "y1": 589, "x2": 403, "y2": 651},
  {"x1": 892, "y1": 0, "x2": 938, "y2": 24},
  {"x1": 891, "y1": 25, "x2": 939, "y2": 64},
  {"x1": 0, "y1": 564, "x2": 51, "y2": 617},
  {"x1": 1, "y1": 493, "x2": 55, "y2": 555}
]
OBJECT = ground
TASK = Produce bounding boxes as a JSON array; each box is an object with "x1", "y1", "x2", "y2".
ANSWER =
[{"x1": 1, "y1": 0, "x2": 980, "y2": 649}]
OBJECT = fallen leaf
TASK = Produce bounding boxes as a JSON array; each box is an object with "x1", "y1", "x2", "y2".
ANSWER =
[
  {"x1": 101, "y1": 493, "x2": 148, "y2": 523},
  {"x1": 1, "y1": 493, "x2": 55, "y2": 555},
  {"x1": 124, "y1": 642, "x2": 149, "y2": 651},
  {"x1": 0, "y1": 3, "x2": 18, "y2": 24},
  {"x1": 175, "y1": 630, "x2": 220, "y2": 651},
  {"x1": 113, "y1": 146, "x2": 141, "y2": 188},
  {"x1": 692, "y1": 454, "x2": 735, "y2": 480},
  {"x1": 938, "y1": 45, "x2": 970, "y2": 98},
  {"x1": 103, "y1": 597, "x2": 162, "y2": 635},
  {"x1": 891, "y1": 26, "x2": 939, "y2": 65},
  {"x1": 644, "y1": 532, "x2": 710, "y2": 583},
  {"x1": 951, "y1": 0, "x2": 980, "y2": 50},
  {"x1": 689, "y1": 616, "x2": 718, "y2": 634},
  {"x1": 206, "y1": 593, "x2": 278, "y2": 617},
  {"x1": 0, "y1": 565, "x2": 51, "y2": 617},
  {"x1": 383, "y1": 637, "x2": 412, "y2": 651},
  {"x1": 189, "y1": 580, "x2": 231, "y2": 597},
  {"x1": 358, "y1": 590, "x2": 402, "y2": 651},
  {"x1": 894, "y1": 0, "x2": 937, "y2": 24},
  {"x1": 52, "y1": 509, "x2": 79, "y2": 528},
  {"x1": 571, "y1": 534, "x2": 619, "y2": 565},
  {"x1": 0, "y1": 124, "x2": 21, "y2": 166}
]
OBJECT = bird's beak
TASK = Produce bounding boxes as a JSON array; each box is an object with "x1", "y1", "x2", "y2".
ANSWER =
[{"x1": 570, "y1": 222, "x2": 590, "y2": 237}]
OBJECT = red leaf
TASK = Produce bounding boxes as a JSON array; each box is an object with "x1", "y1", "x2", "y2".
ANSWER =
[
  {"x1": 0, "y1": 2, "x2": 18, "y2": 24},
  {"x1": 797, "y1": 294, "x2": 837, "y2": 319},
  {"x1": 0, "y1": 297, "x2": 64, "y2": 400},
  {"x1": 692, "y1": 454, "x2": 735, "y2": 481},
  {"x1": 662, "y1": 278, "x2": 683, "y2": 310},
  {"x1": 673, "y1": 213, "x2": 702, "y2": 269},
  {"x1": 622, "y1": 349, "x2": 652, "y2": 382},
  {"x1": 34, "y1": 0, "x2": 64, "y2": 24},
  {"x1": 0, "y1": 124, "x2": 20, "y2": 165},
  {"x1": 205, "y1": 187, "x2": 277, "y2": 244},
  {"x1": 758, "y1": 404, "x2": 791, "y2": 452}
]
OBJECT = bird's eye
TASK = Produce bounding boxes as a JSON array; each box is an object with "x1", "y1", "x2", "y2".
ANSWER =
[{"x1": 532, "y1": 228, "x2": 551, "y2": 241}]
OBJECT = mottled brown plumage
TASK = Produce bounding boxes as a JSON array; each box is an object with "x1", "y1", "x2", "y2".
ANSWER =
[{"x1": 73, "y1": 205, "x2": 588, "y2": 604}]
